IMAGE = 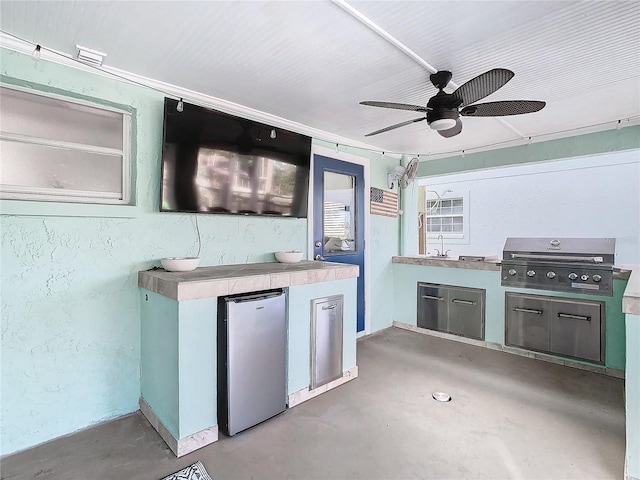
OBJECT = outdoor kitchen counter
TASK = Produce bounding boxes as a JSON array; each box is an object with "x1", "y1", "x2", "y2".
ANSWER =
[
  {"x1": 139, "y1": 260, "x2": 359, "y2": 457},
  {"x1": 623, "y1": 266, "x2": 640, "y2": 315},
  {"x1": 138, "y1": 260, "x2": 359, "y2": 301},
  {"x1": 392, "y1": 255, "x2": 631, "y2": 279},
  {"x1": 392, "y1": 255, "x2": 501, "y2": 271}
]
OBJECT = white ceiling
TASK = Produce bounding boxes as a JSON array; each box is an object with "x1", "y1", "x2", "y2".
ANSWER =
[{"x1": 1, "y1": 1, "x2": 639, "y2": 157}]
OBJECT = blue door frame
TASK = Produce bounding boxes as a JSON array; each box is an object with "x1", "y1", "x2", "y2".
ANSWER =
[{"x1": 313, "y1": 154, "x2": 365, "y2": 332}]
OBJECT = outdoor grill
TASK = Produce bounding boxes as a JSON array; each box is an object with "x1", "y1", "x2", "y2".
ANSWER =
[{"x1": 501, "y1": 237, "x2": 616, "y2": 297}]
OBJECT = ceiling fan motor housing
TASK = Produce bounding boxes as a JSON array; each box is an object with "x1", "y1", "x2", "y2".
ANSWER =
[{"x1": 426, "y1": 91, "x2": 460, "y2": 129}]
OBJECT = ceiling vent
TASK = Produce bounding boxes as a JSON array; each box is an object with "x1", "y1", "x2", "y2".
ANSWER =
[{"x1": 76, "y1": 45, "x2": 106, "y2": 66}]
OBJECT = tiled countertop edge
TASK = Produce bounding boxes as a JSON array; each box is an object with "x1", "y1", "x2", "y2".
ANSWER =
[
  {"x1": 392, "y1": 255, "x2": 501, "y2": 271},
  {"x1": 622, "y1": 266, "x2": 640, "y2": 315},
  {"x1": 139, "y1": 262, "x2": 359, "y2": 301},
  {"x1": 392, "y1": 255, "x2": 632, "y2": 279}
]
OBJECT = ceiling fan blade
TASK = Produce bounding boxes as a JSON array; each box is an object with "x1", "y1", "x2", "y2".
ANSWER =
[
  {"x1": 364, "y1": 117, "x2": 426, "y2": 137},
  {"x1": 461, "y1": 100, "x2": 546, "y2": 117},
  {"x1": 360, "y1": 101, "x2": 428, "y2": 112},
  {"x1": 437, "y1": 119, "x2": 463, "y2": 138},
  {"x1": 452, "y1": 69, "x2": 514, "y2": 107}
]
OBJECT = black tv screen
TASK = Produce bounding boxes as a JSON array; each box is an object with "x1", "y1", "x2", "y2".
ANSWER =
[{"x1": 161, "y1": 98, "x2": 311, "y2": 217}]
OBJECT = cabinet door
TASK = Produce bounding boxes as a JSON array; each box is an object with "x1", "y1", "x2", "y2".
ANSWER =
[
  {"x1": 549, "y1": 298, "x2": 603, "y2": 363},
  {"x1": 311, "y1": 295, "x2": 344, "y2": 390},
  {"x1": 448, "y1": 287, "x2": 485, "y2": 340},
  {"x1": 505, "y1": 293, "x2": 549, "y2": 351},
  {"x1": 417, "y1": 283, "x2": 447, "y2": 332}
]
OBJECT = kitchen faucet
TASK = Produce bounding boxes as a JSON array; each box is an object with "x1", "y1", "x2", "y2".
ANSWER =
[{"x1": 434, "y1": 234, "x2": 451, "y2": 258}]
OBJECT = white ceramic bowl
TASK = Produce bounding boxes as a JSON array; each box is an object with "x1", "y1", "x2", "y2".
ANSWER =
[
  {"x1": 274, "y1": 251, "x2": 304, "y2": 263},
  {"x1": 160, "y1": 257, "x2": 201, "y2": 272}
]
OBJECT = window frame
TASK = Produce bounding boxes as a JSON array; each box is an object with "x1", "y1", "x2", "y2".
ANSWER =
[
  {"x1": 421, "y1": 189, "x2": 470, "y2": 246},
  {"x1": 0, "y1": 84, "x2": 132, "y2": 205}
]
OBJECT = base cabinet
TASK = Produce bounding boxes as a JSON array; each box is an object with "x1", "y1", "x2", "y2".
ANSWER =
[
  {"x1": 417, "y1": 283, "x2": 485, "y2": 340},
  {"x1": 505, "y1": 292, "x2": 604, "y2": 363}
]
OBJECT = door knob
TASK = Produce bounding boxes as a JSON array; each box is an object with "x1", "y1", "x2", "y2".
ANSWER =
[
  {"x1": 315, "y1": 241, "x2": 322, "y2": 248},
  {"x1": 315, "y1": 254, "x2": 325, "y2": 261}
]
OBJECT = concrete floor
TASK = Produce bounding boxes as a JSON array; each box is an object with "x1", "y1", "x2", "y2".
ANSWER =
[{"x1": 1, "y1": 327, "x2": 625, "y2": 480}]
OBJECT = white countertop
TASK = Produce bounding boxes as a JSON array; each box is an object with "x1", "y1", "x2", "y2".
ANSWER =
[{"x1": 138, "y1": 260, "x2": 359, "y2": 301}]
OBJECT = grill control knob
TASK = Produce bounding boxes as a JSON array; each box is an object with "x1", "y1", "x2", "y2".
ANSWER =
[
  {"x1": 593, "y1": 274, "x2": 602, "y2": 282},
  {"x1": 526, "y1": 270, "x2": 536, "y2": 277},
  {"x1": 581, "y1": 274, "x2": 589, "y2": 281},
  {"x1": 568, "y1": 273, "x2": 578, "y2": 280},
  {"x1": 508, "y1": 269, "x2": 517, "y2": 276},
  {"x1": 546, "y1": 271, "x2": 556, "y2": 279}
]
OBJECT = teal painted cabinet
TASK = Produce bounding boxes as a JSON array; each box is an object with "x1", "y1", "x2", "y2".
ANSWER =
[
  {"x1": 393, "y1": 261, "x2": 627, "y2": 371},
  {"x1": 139, "y1": 266, "x2": 358, "y2": 457}
]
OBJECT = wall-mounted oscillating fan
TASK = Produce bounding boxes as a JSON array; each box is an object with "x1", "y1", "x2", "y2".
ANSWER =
[
  {"x1": 388, "y1": 157, "x2": 419, "y2": 189},
  {"x1": 361, "y1": 69, "x2": 545, "y2": 138}
]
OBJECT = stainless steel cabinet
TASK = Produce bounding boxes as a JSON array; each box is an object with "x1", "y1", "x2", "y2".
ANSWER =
[
  {"x1": 505, "y1": 292, "x2": 604, "y2": 364},
  {"x1": 505, "y1": 294, "x2": 549, "y2": 351},
  {"x1": 311, "y1": 295, "x2": 343, "y2": 389},
  {"x1": 417, "y1": 283, "x2": 485, "y2": 340},
  {"x1": 549, "y1": 298, "x2": 602, "y2": 362},
  {"x1": 416, "y1": 284, "x2": 447, "y2": 332}
]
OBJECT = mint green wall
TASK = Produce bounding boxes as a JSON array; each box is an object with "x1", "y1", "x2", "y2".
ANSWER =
[
  {"x1": 626, "y1": 314, "x2": 640, "y2": 480},
  {"x1": 416, "y1": 126, "x2": 640, "y2": 178},
  {"x1": 0, "y1": 49, "x2": 397, "y2": 455},
  {"x1": 0, "y1": 49, "x2": 301, "y2": 455},
  {"x1": 393, "y1": 264, "x2": 627, "y2": 370},
  {"x1": 287, "y1": 279, "x2": 357, "y2": 394},
  {"x1": 368, "y1": 153, "x2": 401, "y2": 333}
]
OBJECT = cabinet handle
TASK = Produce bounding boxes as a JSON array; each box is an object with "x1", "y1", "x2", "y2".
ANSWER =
[
  {"x1": 452, "y1": 299, "x2": 477, "y2": 306},
  {"x1": 322, "y1": 304, "x2": 338, "y2": 310},
  {"x1": 557, "y1": 312, "x2": 591, "y2": 321},
  {"x1": 421, "y1": 295, "x2": 444, "y2": 301},
  {"x1": 513, "y1": 307, "x2": 543, "y2": 315}
]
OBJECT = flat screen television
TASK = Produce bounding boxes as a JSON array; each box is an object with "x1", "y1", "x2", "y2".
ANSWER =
[{"x1": 160, "y1": 98, "x2": 311, "y2": 217}]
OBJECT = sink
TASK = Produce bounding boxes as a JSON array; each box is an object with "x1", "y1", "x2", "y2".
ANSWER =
[{"x1": 425, "y1": 254, "x2": 459, "y2": 260}]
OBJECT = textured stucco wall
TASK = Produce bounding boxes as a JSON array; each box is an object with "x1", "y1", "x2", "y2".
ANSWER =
[
  {"x1": 368, "y1": 155, "x2": 401, "y2": 333},
  {"x1": 0, "y1": 49, "x2": 400, "y2": 455}
]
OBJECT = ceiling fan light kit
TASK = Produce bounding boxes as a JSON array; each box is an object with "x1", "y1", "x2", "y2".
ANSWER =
[
  {"x1": 361, "y1": 68, "x2": 545, "y2": 138},
  {"x1": 429, "y1": 118, "x2": 457, "y2": 131}
]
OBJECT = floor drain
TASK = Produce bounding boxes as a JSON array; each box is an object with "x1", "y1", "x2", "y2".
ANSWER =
[{"x1": 432, "y1": 391, "x2": 451, "y2": 402}]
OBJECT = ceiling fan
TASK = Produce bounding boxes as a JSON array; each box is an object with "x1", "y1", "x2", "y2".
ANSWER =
[{"x1": 360, "y1": 69, "x2": 545, "y2": 138}]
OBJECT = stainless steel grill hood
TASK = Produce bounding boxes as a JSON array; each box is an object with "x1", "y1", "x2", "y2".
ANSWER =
[{"x1": 501, "y1": 237, "x2": 615, "y2": 296}]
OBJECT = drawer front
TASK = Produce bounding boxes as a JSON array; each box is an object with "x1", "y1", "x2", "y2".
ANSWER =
[
  {"x1": 505, "y1": 293, "x2": 549, "y2": 351},
  {"x1": 549, "y1": 298, "x2": 603, "y2": 363},
  {"x1": 417, "y1": 283, "x2": 447, "y2": 332},
  {"x1": 447, "y1": 288, "x2": 485, "y2": 340}
]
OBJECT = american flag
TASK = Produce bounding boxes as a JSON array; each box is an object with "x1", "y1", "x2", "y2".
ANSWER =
[{"x1": 370, "y1": 187, "x2": 398, "y2": 217}]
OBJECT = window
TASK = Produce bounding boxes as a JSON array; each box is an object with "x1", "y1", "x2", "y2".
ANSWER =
[
  {"x1": 425, "y1": 198, "x2": 464, "y2": 234},
  {"x1": 418, "y1": 187, "x2": 469, "y2": 253},
  {"x1": 0, "y1": 85, "x2": 131, "y2": 205}
]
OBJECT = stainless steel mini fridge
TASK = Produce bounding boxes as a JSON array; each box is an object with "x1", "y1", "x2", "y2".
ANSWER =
[{"x1": 217, "y1": 289, "x2": 286, "y2": 436}]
